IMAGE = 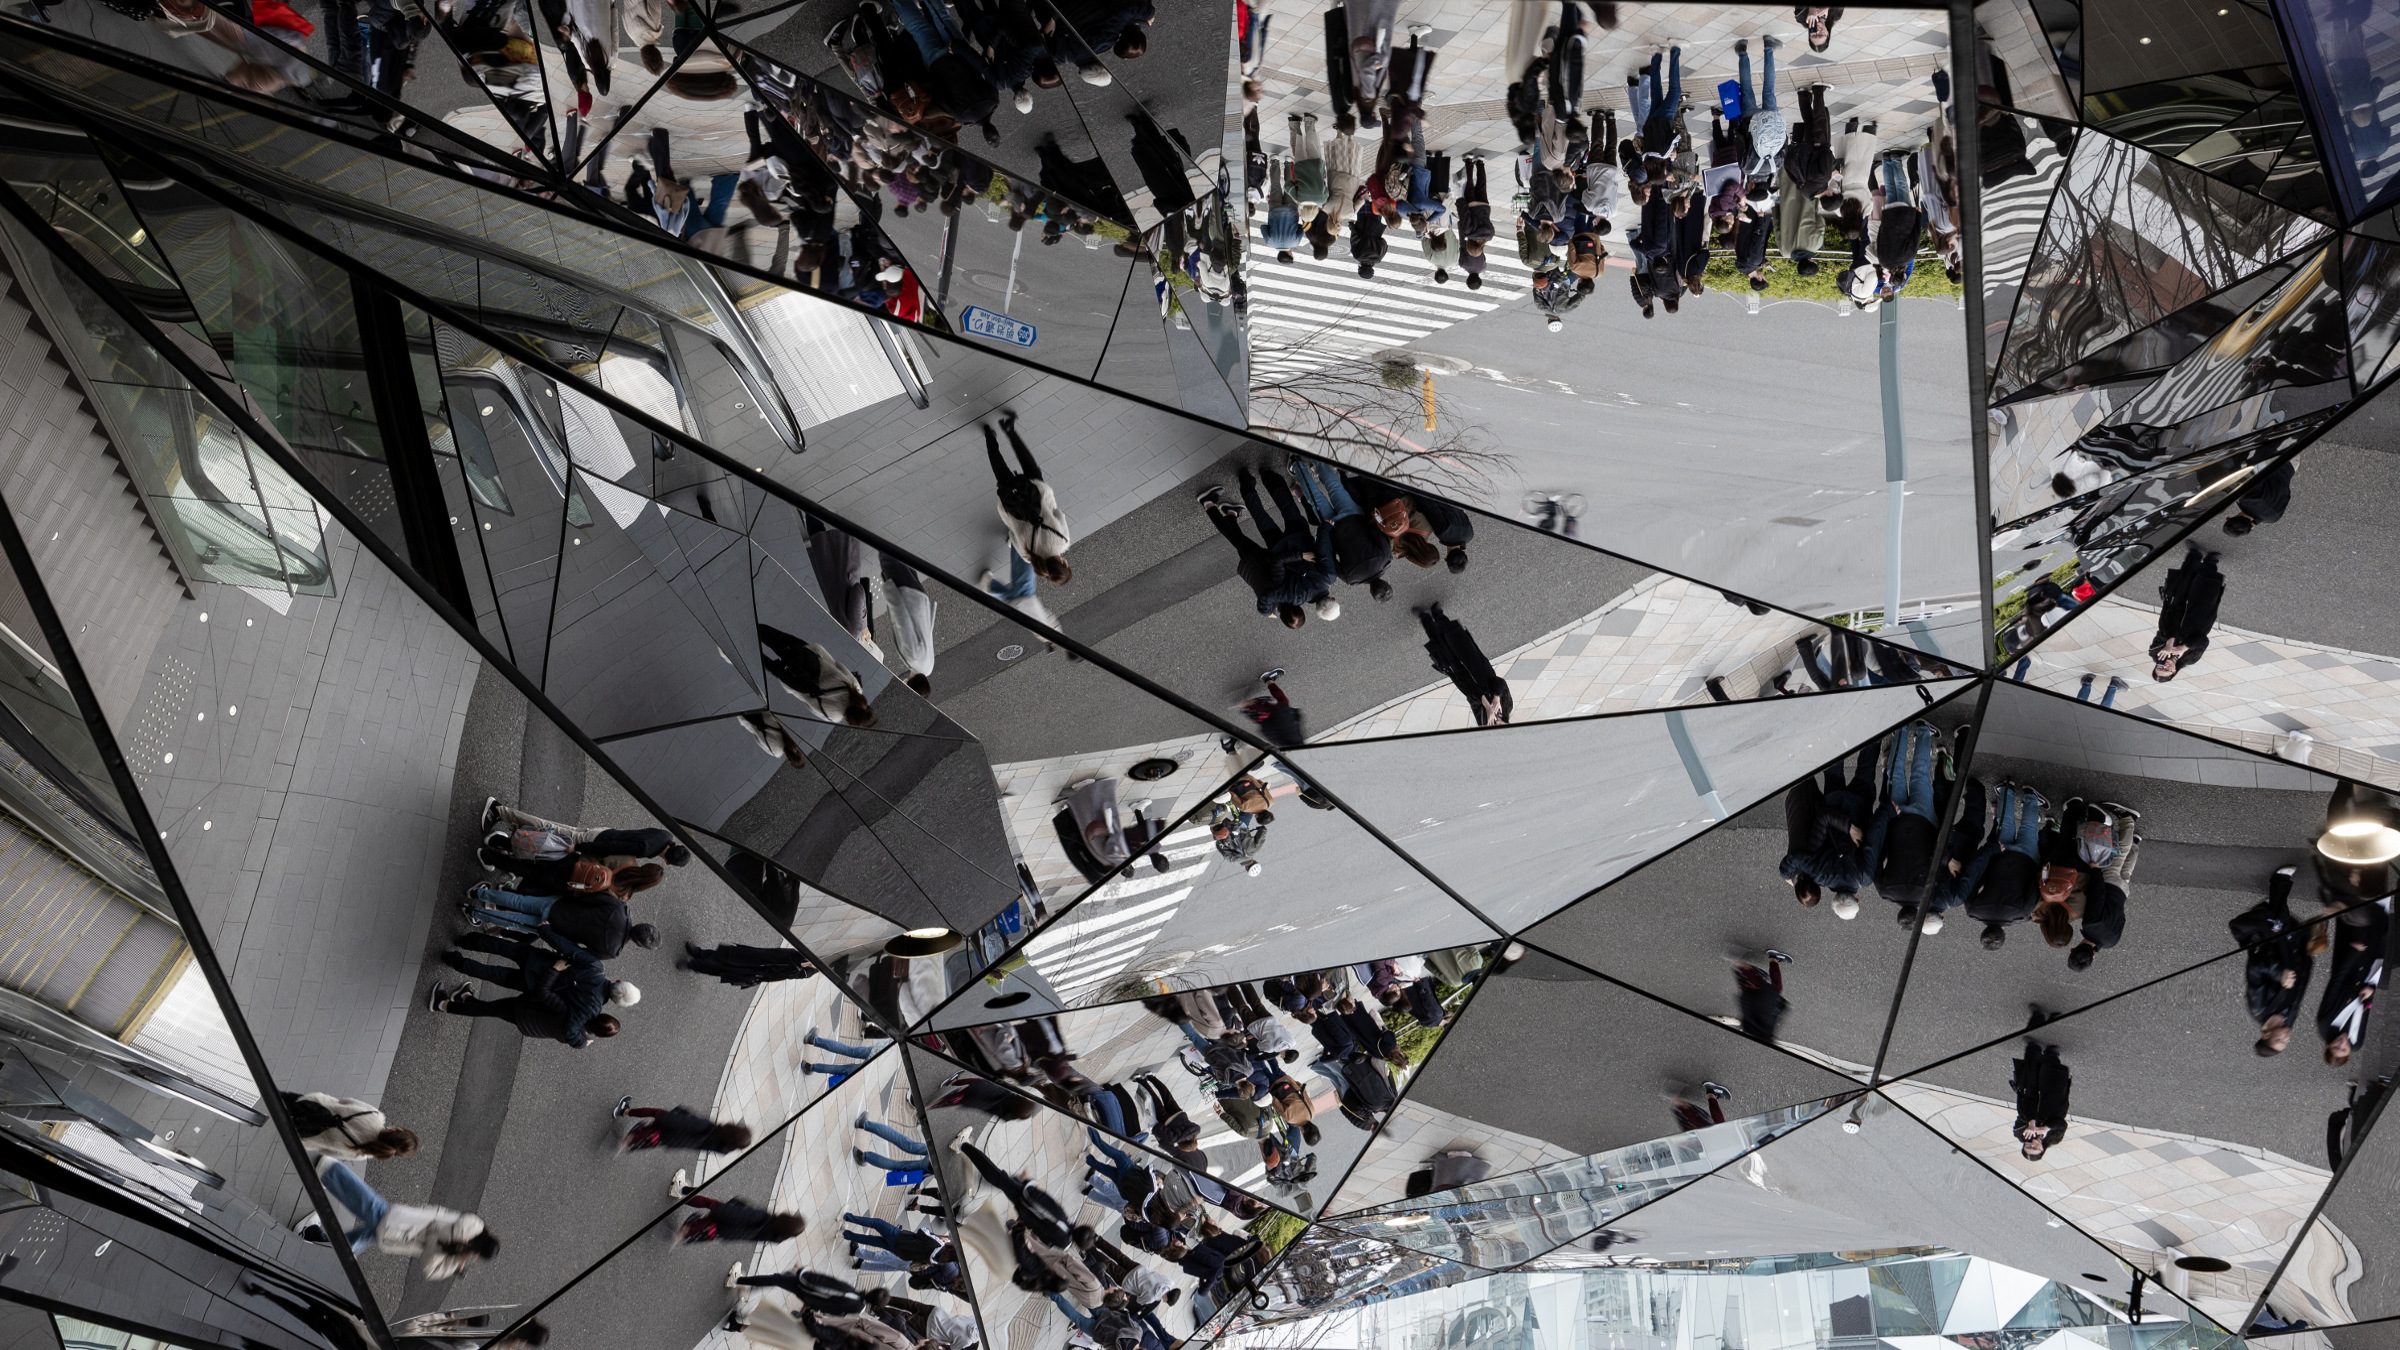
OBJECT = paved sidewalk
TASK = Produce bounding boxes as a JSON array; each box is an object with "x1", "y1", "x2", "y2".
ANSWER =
[
  {"x1": 2018, "y1": 595, "x2": 2400, "y2": 788},
  {"x1": 1885, "y1": 1080, "x2": 2349, "y2": 1334},
  {"x1": 1326, "y1": 1097, "x2": 1578, "y2": 1216}
]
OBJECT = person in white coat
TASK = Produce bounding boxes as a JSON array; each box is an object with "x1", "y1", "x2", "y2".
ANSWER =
[
  {"x1": 315, "y1": 1161, "x2": 498, "y2": 1279},
  {"x1": 879, "y1": 555, "x2": 938, "y2": 697},
  {"x1": 282, "y1": 1091, "x2": 418, "y2": 1162},
  {"x1": 986, "y1": 413, "x2": 1072, "y2": 584},
  {"x1": 757, "y1": 624, "x2": 877, "y2": 726}
]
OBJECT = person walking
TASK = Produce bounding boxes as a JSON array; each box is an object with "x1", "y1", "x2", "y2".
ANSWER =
[
  {"x1": 1732, "y1": 950, "x2": 1795, "y2": 1043},
  {"x1": 878, "y1": 555, "x2": 937, "y2": 697},
  {"x1": 2223, "y1": 458, "x2": 2294, "y2": 536},
  {"x1": 1779, "y1": 746, "x2": 1878, "y2": 914},
  {"x1": 2318, "y1": 902, "x2": 2387, "y2": 1067},
  {"x1": 312, "y1": 1162, "x2": 498, "y2": 1278},
  {"x1": 2011, "y1": 1014, "x2": 2071, "y2": 1160},
  {"x1": 758, "y1": 623, "x2": 878, "y2": 726},
  {"x1": 1234, "y1": 671, "x2": 1307, "y2": 749},
  {"x1": 1457, "y1": 153, "x2": 1496, "y2": 290},
  {"x1": 614, "y1": 1101, "x2": 754, "y2": 1153},
  {"x1": 678, "y1": 941, "x2": 815, "y2": 987},
  {"x1": 853, "y1": 1115, "x2": 930, "y2": 1172},
  {"x1": 439, "y1": 925, "x2": 636, "y2": 1039},
  {"x1": 1628, "y1": 46, "x2": 1684, "y2": 155},
  {"x1": 953, "y1": 1136, "x2": 1077, "y2": 1246},
  {"x1": 1418, "y1": 604, "x2": 1511, "y2": 726},
  {"x1": 2150, "y1": 545, "x2": 2224, "y2": 681},
  {"x1": 470, "y1": 886, "x2": 655, "y2": 959},
  {"x1": 1292, "y1": 458, "x2": 1391, "y2": 598},
  {"x1": 802, "y1": 1027, "x2": 890, "y2": 1078},
  {"x1": 1872, "y1": 722, "x2": 1944, "y2": 913},
  {"x1": 427, "y1": 975, "x2": 623, "y2": 1049},
  {"x1": 806, "y1": 514, "x2": 879, "y2": 656},
  {"x1": 842, "y1": 1211, "x2": 946, "y2": 1263},
  {"x1": 479, "y1": 801, "x2": 694, "y2": 867},
  {"x1": 1966, "y1": 781, "x2": 2046, "y2": 949},
  {"x1": 281, "y1": 1091, "x2": 417, "y2": 1162},
  {"x1": 1736, "y1": 37, "x2": 1785, "y2": 183},
  {"x1": 2231, "y1": 866, "x2": 2312, "y2": 1056},
  {"x1": 1872, "y1": 151, "x2": 1922, "y2": 299},
  {"x1": 674, "y1": 1193, "x2": 806, "y2": 1244},
  {"x1": 1198, "y1": 469, "x2": 1335, "y2": 628},
  {"x1": 1664, "y1": 1081, "x2": 1732, "y2": 1131},
  {"x1": 1778, "y1": 83, "x2": 1832, "y2": 278}
]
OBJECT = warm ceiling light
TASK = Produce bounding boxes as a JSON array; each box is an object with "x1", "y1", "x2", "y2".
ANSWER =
[
  {"x1": 2320, "y1": 827, "x2": 2400, "y2": 866},
  {"x1": 2139, "y1": 36, "x2": 2152, "y2": 43},
  {"x1": 2328, "y1": 818, "x2": 2384, "y2": 837},
  {"x1": 885, "y1": 928, "x2": 965, "y2": 958}
]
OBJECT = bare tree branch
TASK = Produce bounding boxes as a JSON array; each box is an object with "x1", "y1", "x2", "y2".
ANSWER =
[{"x1": 1244, "y1": 300, "x2": 1515, "y2": 499}]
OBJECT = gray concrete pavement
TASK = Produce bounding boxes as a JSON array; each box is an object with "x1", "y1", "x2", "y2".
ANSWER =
[
  {"x1": 921, "y1": 446, "x2": 1651, "y2": 764},
  {"x1": 1399, "y1": 295, "x2": 1982, "y2": 644}
]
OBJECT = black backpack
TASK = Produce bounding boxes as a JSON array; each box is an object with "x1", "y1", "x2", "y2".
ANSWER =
[
  {"x1": 1090, "y1": 1309, "x2": 1145, "y2": 1350},
  {"x1": 280, "y1": 1092, "x2": 362, "y2": 1141}
]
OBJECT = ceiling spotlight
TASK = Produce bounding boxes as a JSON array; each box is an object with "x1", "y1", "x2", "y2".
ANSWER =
[
  {"x1": 2321, "y1": 824, "x2": 2400, "y2": 865},
  {"x1": 2139, "y1": 35, "x2": 2152, "y2": 43},
  {"x1": 885, "y1": 927, "x2": 965, "y2": 958}
]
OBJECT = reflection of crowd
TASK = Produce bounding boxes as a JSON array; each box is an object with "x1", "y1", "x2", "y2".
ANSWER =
[
  {"x1": 1779, "y1": 722, "x2": 2138, "y2": 972},
  {"x1": 932, "y1": 949, "x2": 1486, "y2": 1259},
  {"x1": 1249, "y1": 3, "x2": 1961, "y2": 323}
]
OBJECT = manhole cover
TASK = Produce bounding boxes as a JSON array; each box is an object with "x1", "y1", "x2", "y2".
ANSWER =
[{"x1": 997, "y1": 644, "x2": 1026, "y2": 661}]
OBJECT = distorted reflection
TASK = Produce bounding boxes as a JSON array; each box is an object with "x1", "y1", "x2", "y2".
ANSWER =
[
  {"x1": 1240, "y1": 3, "x2": 1977, "y2": 660},
  {"x1": 936, "y1": 948, "x2": 1489, "y2": 1219}
]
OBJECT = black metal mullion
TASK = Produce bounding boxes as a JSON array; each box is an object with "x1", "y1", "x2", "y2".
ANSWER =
[
  {"x1": 0, "y1": 171, "x2": 399, "y2": 1350},
  {"x1": 351, "y1": 278, "x2": 475, "y2": 617}
]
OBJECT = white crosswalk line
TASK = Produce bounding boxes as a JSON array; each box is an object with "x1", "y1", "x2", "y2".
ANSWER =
[{"x1": 1247, "y1": 216, "x2": 1537, "y2": 374}]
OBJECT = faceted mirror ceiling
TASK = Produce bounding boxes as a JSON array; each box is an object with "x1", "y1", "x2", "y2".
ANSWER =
[{"x1": 0, "y1": 0, "x2": 2390, "y2": 1349}]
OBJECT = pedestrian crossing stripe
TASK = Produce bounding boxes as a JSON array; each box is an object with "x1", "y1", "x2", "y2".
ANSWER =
[{"x1": 1247, "y1": 217, "x2": 1541, "y2": 374}]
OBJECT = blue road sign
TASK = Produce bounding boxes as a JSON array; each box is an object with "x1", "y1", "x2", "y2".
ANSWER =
[{"x1": 961, "y1": 305, "x2": 1037, "y2": 347}]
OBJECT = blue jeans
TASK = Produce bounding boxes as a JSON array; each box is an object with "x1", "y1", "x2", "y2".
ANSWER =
[
  {"x1": 1178, "y1": 1022, "x2": 1214, "y2": 1054},
  {"x1": 1631, "y1": 48, "x2": 1682, "y2": 125},
  {"x1": 1313, "y1": 1057, "x2": 1350, "y2": 1098},
  {"x1": 858, "y1": 1248, "x2": 913, "y2": 1272},
  {"x1": 889, "y1": 0, "x2": 961, "y2": 62},
  {"x1": 1996, "y1": 786, "x2": 2043, "y2": 856},
  {"x1": 1086, "y1": 1172, "x2": 1127, "y2": 1210},
  {"x1": 859, "y1": 1120, "x2": 925, "y2": 1156},
  {"x1": 318, "y1": 1162, "x2": 389, "y2": 1254},
  {"x1": 1880, "y1": 155, "x2": 1916, "y2": 211},
  {"x1": 1292, "y1": 460, "x2": 1363, "y2": 522},
  {"x1": 987, "y1": 548, "x2": 1037, "y2": 602},
  {"x1": 1887, "y1": 724, "x2": 1936, "y2": 820},
  {"x1": 844, "y1": 1213, "x2": 908, "y2": 1246},
  {"x1": 809, "y1": 1033, "x2": 885, "y2": 1059},
  {"x1": 1739, "y1": 43, "x2": 1777, "y2": 114},
  {"x1": 860, "y1": 1150, "x2": 921, "y2": 1171},
  {"x1": 1089, "y1": 1091, "x2": 1143, "y2": 1140},
  {"x1": 471, "y1": 885, "x2": 554, "y2": 932}
]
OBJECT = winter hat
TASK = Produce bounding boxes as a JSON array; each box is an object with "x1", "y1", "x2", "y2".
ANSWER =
[
  {"x1": 1921, "y1": 912, "x2": 1943, "y2": 935},
  {"x1": 1545, "y1": 315, "x2": 1563, "y2": 332},
  {"x1": 1830, "y1": 895, "x2": 1859, "y2": 920},
  {"x1": 607, "y1": 981, "x2": 643, "y2": 1007},
  {"x1": 1315, "y1": 597, "x2": 1341, "y2": 621}
]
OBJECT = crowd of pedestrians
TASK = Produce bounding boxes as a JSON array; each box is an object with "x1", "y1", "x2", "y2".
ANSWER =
[{"x1": 1249, "y1": 2, "x2": 1959, "y2": 321}]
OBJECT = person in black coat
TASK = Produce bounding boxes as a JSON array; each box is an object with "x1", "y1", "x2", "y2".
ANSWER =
[
  {"x1": 1418, "y1": 604, "x2": 1512, "y2": 726},
  {"x1": 539, "y1": 892, "x2": 654, "y2": 959},
  {"x1": 2224, "y1": 458, "x2": 2294, "y2": 536},
  {"x1": 675, "y1": 1194, "x2": 805, "y2": 1244},
  {"x1": 2011, "y1": 1019, "x2": 2071, "y2": 1160},
  {"x1": 2150, "y1": 544, "x2": 2224, "y2": 681},
  {"x1": 437, "y1": 924, "x2": 621, "y2": 1048},
  {"x1": 2317, "y1": 903, "x2": 2387, "y2": 1067},
  {"x1": 2230, "y1": 866, "x2": 2312, "y2": 1056},
  {"x1": 617, "y1": 1103, "x2": 754, "y2": 1153},
  {"x1": 1126, "y1": 112, "x2": 1196, "y2": 215},
  {"x1": 1733, "y1": 951, "x2": 1792, "y2": 1043},
  {"x1": 680, "y1": 942, "x2": 816, "y2": 987}
]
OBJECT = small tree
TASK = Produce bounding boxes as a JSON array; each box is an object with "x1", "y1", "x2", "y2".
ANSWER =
[{"x1": 1247, "y1": 308, "x2": 1513, "y2": 499}]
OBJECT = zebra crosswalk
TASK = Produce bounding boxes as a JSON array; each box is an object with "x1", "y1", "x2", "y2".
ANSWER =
[
  {"x1": 1247, "y1": 219, "x2": 1538, "y2": 378},
  {"x1": 1981, "y1": 120, "x2": 2070, "y2": 377},
  {"x1": 1021, "y1": 825, "x2": 1218, "y2": 1004}
]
